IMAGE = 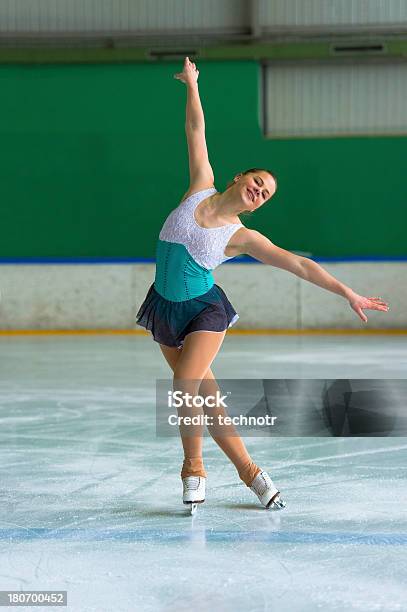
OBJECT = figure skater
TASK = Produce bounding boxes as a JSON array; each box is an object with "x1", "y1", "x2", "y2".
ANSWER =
[{"x1": 136, "y1": 56, "x2": 389, "y2": 512}]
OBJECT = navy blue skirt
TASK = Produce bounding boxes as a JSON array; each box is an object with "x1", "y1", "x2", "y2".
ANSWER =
[{"x1": 136, "y1": 282, "x2": 239, "y2": 349}]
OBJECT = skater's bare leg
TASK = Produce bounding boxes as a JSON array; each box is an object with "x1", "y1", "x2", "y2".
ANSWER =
[
  {"x1": 160, "y1": 331, "x2": 226, "y2": 480},
  {"x1": 199, "y1": 373, "x2": 261, "y2": 486},
  {"x1": 160, "y1": 338, "x2": 260, "y2": 486}
]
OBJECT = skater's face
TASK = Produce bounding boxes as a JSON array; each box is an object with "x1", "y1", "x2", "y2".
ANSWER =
[{"x1": 235, "y1": 171, "x2": 277, "y2": 213}]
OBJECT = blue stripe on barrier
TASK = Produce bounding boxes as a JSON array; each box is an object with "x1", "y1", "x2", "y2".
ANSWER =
[
  {"x1": 0, "y1": 256, "x2": 406, "y2": 264},
  {"x1": 0, "y1": 257, "x2": 155, "y2": 264}
]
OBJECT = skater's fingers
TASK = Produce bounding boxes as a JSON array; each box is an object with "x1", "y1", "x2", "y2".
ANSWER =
[
  {"x1": 374, "y1": 300, "x2": 389, "y2": 308},
  {"x1": 358, "y1": 308, "x2": 368, "y2": 322},
  {"x1": 371, "y1": 303, "x2": 389, "y2": 312},
  {"x1": 353, "y1": 305, "x2": 368, "y2": 322},
  {"x1": 366, "y1": 299, "x2": 389, "y2": 311}
]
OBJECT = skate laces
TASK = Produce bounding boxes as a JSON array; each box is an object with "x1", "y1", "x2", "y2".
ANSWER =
[
  {"x1": 251, "y1": 472, "x2": 271, "y2": 496},
  {"x1": 183, "y1": 477, "x2": 201, "y2": 491}
]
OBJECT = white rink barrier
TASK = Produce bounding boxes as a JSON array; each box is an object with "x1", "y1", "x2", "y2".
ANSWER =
[{"x1": 0, "y1": 262, "x2": 405, "y2": 330}]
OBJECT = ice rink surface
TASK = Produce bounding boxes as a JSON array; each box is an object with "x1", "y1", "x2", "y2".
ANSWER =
[{"x1": 0, "y1": 333, "x2": 406, "y2": 612}]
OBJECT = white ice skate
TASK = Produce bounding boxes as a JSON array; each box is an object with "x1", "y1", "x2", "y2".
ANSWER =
[
  {"x1": 249, "y1": 470, "x2": 286, "y2": 510},
  {"x1": 182, "y1": 476, "x2": 205, "y2": 515}
]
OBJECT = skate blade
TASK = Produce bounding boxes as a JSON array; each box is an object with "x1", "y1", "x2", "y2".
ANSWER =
[
  {"x1": 183, "y1": 500, "x2": 204, "y2": 515},
  {"x1": 267, "y1": 496, "x2": 286, "y2": 511}
]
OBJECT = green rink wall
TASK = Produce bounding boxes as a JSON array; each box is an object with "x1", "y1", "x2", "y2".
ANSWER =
[{"x1": 0, "y1": 60, "x2": 406, "y2": 259}]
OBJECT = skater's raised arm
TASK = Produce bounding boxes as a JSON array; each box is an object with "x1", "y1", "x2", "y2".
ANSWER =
[
  {"x1": 237, "y1": 228, "x2": 389, "y2": 323},
  {"x1": 174, "y1": 57, "x2": 214, "y2": 196}
]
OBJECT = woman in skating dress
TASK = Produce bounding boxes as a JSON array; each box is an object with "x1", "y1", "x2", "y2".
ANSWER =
[{"x1": 136, "y1": 57, "x2": 389, "y2": 511}]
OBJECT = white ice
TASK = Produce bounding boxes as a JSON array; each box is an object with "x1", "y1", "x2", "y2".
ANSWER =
[{"x1": 0, "y1": 334, "x2": 406, "y2": 612}]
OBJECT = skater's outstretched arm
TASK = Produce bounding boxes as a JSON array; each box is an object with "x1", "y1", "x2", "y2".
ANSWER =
[
  {"x1": 174, "y1": 56, "x2": 215, "y2": 198},
  {"x1": 233, "y1": 228, "x2": 389, "y2": 322}
]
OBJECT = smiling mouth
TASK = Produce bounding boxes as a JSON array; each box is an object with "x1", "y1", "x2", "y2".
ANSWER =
[{"x1": 246, "y1": 188, "x2": 254, "y2": 202}]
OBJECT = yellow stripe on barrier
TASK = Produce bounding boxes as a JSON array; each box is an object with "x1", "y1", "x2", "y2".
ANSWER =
[{"x1": 0, "y1": 329, "x2": 406, "y2": 336}]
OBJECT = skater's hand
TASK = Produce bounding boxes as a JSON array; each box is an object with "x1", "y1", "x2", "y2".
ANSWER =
[
  {"x1": 348, "y1": 293, "x2": 389, "y2": 322},
  {"x1": 174, "y1": 56, "x2": 199, "y2": 86}
]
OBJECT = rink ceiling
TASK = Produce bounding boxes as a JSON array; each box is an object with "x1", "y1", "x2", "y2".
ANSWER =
[{"x1": 1, "y1": 0, "x2": 407, "y2": 32}]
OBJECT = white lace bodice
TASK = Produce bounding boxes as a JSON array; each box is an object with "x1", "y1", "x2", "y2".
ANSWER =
[{"x1": 158, "y1": 188, "x2": 243, "y2": 270}]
